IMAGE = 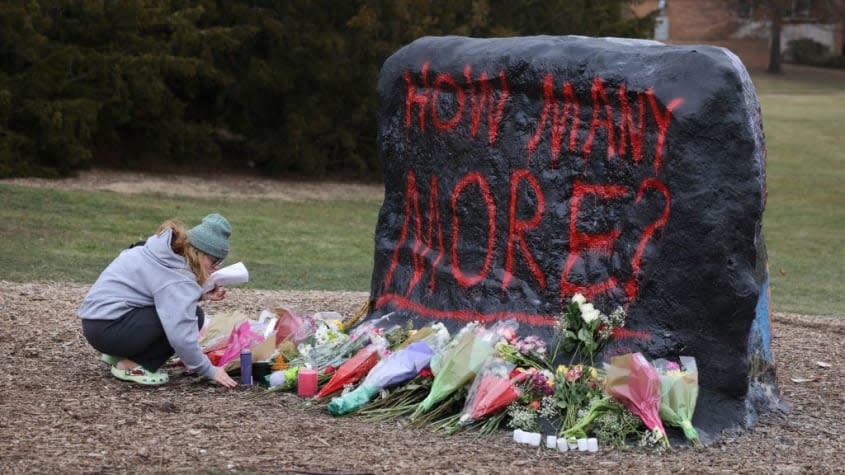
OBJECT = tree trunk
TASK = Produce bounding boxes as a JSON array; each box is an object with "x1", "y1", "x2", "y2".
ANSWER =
[{"x1": 767, "y1": 3, "x2": 783, "y2": 73}]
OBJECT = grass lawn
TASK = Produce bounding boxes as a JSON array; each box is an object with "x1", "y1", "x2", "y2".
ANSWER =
[
  {"x1": 754, "y1": 66, "x2": 845, "y2": 316},
  {"x1": 0, "y1": 65, "x2": 842, "y2": 316},
  {"x1": 0, "y1": 186, "x2": 380, "y2": 291}
]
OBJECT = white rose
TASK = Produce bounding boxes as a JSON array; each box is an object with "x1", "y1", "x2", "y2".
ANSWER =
[
  {"x1": 580, "y1": 303, "x2": 600, "y2": 324},
  {"x1": 571, "y1": 293, "x2": 587, "y2": 306}
]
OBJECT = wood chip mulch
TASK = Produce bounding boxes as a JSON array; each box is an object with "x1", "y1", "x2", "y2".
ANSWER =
[{"x1": 1, "y1": 281, "x2": 843, "y2": 474}]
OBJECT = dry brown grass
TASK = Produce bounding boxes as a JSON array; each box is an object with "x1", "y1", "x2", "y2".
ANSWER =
[{"x1": 0, "y1": 169, "x2": 383, "y2": 202}]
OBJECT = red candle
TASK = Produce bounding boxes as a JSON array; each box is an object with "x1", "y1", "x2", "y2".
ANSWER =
[{"x1": 297, "y1": 369, "x2": 318, "y2": 397}]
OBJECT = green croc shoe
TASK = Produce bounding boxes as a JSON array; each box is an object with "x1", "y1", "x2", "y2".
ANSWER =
[
  {"x1": 100, "y1": 354, "x2": 121, "y2": 366},
  {"x1": 110, "y1": 365, "x2": 169, "y2": 385}
]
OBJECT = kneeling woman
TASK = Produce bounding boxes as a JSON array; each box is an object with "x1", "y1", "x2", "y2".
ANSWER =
[{"x1": 79, "y1": 213, "x2": 237, "y2": 388}]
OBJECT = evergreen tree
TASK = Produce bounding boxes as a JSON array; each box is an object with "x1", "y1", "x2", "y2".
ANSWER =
[{"x1": 0, "y1": 0, "x2": 653, "y2": 178}]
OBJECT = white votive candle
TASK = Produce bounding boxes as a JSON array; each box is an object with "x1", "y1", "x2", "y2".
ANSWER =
[{"x1": 557, "y1": 438, "x2": 569, "y2": 452}]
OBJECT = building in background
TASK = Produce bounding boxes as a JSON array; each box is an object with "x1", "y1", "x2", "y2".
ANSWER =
[{"x1": 633, "y1": 0, "x2": 844, "y2": 68}]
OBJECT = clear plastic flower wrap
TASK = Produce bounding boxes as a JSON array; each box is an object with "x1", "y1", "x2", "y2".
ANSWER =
[
  {"x1": 458, "y1": 358, "x2": 520, "y2": 425},
  {"x1": 604, "y1": 352, "x2": 670, "y2": 448},
  {"x1": 411, "y1": 323, "x2": 499, "y2": 418},
  {"x1": 316, "y1": 343, "x2": 382, "y2": 399},
  {"x1": 327, "y1": 341, "x2": 436, "y2": 416},
  {"x1": 654, "y1": 356, "x2": 701, "y2": 447}
]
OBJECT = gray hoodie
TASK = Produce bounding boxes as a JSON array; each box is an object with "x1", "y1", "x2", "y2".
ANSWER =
[{"x1": 79, "y1": 228, "x2": 216, "y2": 378}]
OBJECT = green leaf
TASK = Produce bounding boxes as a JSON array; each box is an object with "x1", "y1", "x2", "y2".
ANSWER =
[{"x1": 577, "y1": 327, "x2": 593, "y2": 344}]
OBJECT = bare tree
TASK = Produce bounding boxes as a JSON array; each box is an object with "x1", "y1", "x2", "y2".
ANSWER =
[
  {"x1": 764, "y1": 0, "x2": 786, "y2": 73},
  {"x1": 746, "y1": 0, "x2": 844, "y2": 73},
  {"x1": 711, "y1": 0, "x2": 788, "y2": 73}
]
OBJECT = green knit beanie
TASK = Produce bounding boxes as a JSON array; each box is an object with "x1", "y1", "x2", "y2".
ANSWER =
[{"x1": 188, "y1": 213, "x2": 231, "y2": 260}]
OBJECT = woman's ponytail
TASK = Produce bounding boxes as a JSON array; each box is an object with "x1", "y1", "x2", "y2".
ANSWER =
[{"x1": 157, "y1": 220, "x2": 209, "y2": 286}]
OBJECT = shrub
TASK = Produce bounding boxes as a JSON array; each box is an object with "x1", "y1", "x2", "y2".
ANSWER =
[
  {"x1": 786, "y1": 38, "x2": 830, "y2": 65},
  {"x1": 823, "y1": 55, "x2": 845, "y2": 69}
]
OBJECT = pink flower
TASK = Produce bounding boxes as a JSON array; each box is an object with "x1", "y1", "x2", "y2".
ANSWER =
[
  {"x1": 566, "y1": 365, "x2": 583, "y2": 383},
  {"x1": 497, "y1": 326, "x2": 517, "y2": 343},
  {"x1": 515, "y1": 335, "x2": 548, "y2": 355},
  {"x1": 529, "y1": 370, "x2": 555, "y2": 396}
]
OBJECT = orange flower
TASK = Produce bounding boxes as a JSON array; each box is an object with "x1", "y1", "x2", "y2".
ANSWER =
[{"x1": 272, "y1": 355, "x2": 288, "y2": 371}]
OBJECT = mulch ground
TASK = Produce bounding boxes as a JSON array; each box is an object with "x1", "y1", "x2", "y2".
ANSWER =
[{"x1": 1, "y1": 281, "x2": 843, "y2": 474}]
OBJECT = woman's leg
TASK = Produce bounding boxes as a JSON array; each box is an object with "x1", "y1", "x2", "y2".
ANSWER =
[{"x1": 82, "y1": 306, "x2": 205, "y2": 372}]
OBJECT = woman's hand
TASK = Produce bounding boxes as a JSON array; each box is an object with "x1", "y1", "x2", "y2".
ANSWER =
[
  {"x1": 212, "y1": 366, "x2": 238, "y2": 388},
  {"x1": 205, "y1": 283, "x2": 227, "y2": 301}
]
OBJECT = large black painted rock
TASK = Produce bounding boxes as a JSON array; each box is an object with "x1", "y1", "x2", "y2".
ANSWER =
[{"x1": 366, "y1": 36, "x2": 782, "y2": 439}]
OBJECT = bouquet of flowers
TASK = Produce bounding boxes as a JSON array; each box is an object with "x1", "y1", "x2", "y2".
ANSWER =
[
  {"x1": 429, "y1": 322, "x2": 481, "y2": 375},
  {"x1": 604, "y1": 352, "x2": 670, "y2": 449},
  {"x1": 217, "y1": 320, "x2": 266, "y2": 367},
  {"x1": 654, "y1": 356, "x2": 702, "y2": 447},
  {"x1": 288, "y1": 317, "x2": 397, "y2": 373},
  {"x1": 459, "y1": 358, "x2": 521, "y2": 425},
  {"x1": 559, "y1": 395, "x2": 615, "y2": 440},
  {"x1": 327, "y1": 322, "x2": 450, "y2": 416},
  {"x1": 269, "y1": 306, "x2": 316, "y2": 346},
  {"x1": 395, "y1": 322, "x2": 451, "y2": 351},
  {"x1": 589, "y1": 399, "x2": 644, "y2": 448},
  {"x1": 554, "y1": 363, "x2": 603, "y2": 434},
  {"x1": 316, "y1": 343, "x2": 382, "y2": 399},
  {"x1": 287, "y1": 320, "x2": 355, "y2": 371},
  {"x1": 326, "y1": 341, "x2": 436, "y2": 416},
  {"x1": 495, "y1": 330, "x2": 549, "y2": 371},
  {"x1": 552, "y1": 293, "x2": 626, "y2": 365},
  {"x1": 411, "y1": 324, "x2": 498, "y2": 419},
  {"x1": 505, "y1": 366, "x2": 555, "y2": 433}
]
